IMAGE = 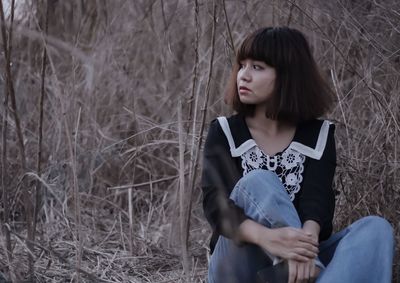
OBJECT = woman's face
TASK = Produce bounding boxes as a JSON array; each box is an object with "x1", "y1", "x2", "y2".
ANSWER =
[{"x1": 236, "y1": 59, "x2": 276, "y2": 108}]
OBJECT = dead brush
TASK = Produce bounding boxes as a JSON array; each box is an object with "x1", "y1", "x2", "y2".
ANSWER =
[{"x1": 0, "y1": 0, "x2": 399, "y2": 282}]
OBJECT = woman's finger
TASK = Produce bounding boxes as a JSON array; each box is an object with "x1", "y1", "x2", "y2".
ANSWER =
[
  {"x1": 296, "y1": 234, "x2": 318, "y2": 247},
  {"x1": 290, "y1": 253, "x2": 311, "y2": 262},
  {"x1": 309, "y1": 263, "x2": 316, "y2": 282},
  {"x1": 293, "y1": 248, "x2": 318, "y2": 259},
  {"x1": 294, "y1": 242, "x2": 319, "y2": 254},
  {"x1": 296, "y1": 263, "x2": 305, "y2": 283},
  {"x1": 288, "y1": 260, "x2": 297, "y2": 283}
]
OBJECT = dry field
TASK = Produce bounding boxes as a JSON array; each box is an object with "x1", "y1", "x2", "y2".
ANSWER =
[{"x1": 0, "y1": 0, "x2": 399, "y2": 282}]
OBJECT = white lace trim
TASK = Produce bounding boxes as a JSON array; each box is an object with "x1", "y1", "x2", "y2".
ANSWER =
[{"x1": 241, "y1": 146, "x2": 305, "y2": 201}]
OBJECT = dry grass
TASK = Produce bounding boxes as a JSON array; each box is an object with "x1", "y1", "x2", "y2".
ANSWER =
[{"x1": 0, "y1": 0, "x2": 399, "y2": 282}]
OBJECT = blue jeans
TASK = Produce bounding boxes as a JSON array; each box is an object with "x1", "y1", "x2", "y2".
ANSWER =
[{"x1": 208, "y1": 170, "x2": 394, "y2": 283}]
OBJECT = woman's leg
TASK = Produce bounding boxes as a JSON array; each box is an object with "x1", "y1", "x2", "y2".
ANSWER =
[
  {"x1": 317, "y1": 216, "x2": 394, "y2": 283},
  {"x1": 208, "y1": 169, "x2": 303, "y2": 283}
]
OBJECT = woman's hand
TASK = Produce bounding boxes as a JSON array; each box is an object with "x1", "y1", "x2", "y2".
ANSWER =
[
  {"x1": 236, "y1": 219, "x2": 319, "y2": 262},
  {"x1": 287, "y1": 221, "x2": 322, "y2": 283},
  {"x1": 256, "y1": 227, "x2": 319, "y2": 262},
  {"x1": 288, "y1": 259, "x2": 321, "y2": 283}
]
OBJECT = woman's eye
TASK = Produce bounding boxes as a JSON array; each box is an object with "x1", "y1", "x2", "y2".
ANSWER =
[{"x1": 253, "y1": 64, "x2": 263, "y2": 70}]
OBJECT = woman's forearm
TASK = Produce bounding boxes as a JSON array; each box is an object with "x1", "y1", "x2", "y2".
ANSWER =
[
  {"x1": 236, "y1": 219, "x2": 268, "y2": 245},
  {"x1": 237, "y1": 219, "x2": 321, "y2": 245}
]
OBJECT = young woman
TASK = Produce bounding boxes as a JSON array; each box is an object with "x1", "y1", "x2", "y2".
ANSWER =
[{"x1": 201, "y1": 27, "x2": 394, "y2": 283}]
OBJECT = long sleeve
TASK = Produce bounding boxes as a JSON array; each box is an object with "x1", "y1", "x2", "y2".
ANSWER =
[
  {"x1": 201, "y1": 119, "x2": 247, "y2": 245},
  {"x1": 297, "y1": 124, "x2": 336, "y2": 241}
]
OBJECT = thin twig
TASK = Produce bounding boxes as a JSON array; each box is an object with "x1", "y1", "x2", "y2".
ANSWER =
[
  {"x1": 0, "y1": 0, "x2": 12, "y2": 279},
  {"x1": 186, "y1": 0, "x2": 201, "y2": 181},
  {"x1": 177, "y1": 99, "x2": 189, "y2": 276},
  {"x1": 74, "y1": 107, "x2": 83, "y2": 282},
  {"x1": 108, "y1": 175, "x2": 179, "y2": 190},
  {"x1": 128, "y1": 186, "x2": 134, "y2": 255},
  {"x1": 128, "y1": 159, "x2": 136, "y2": 256},
  {"x1": 63, "y1": 106, "x2": 82, "y2": 282},
  {"x1": 287, "y1": 0, "x2": 296, "y2": 25},
  {"x1": 222, "y1": 0, "x2": 235, "y2": 54},
  {"x1": 33, "y1": 0, "x2": 50, "y2": 251}
]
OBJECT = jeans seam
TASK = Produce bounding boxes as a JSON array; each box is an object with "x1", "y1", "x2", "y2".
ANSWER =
[{"x1": 234, "y1": 185, "x2": 274, "y2": 227}]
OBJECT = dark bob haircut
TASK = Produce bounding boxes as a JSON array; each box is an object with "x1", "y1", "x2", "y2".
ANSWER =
[{"x1": 225, "y1": 26, "x2": 334, "y2": 123}]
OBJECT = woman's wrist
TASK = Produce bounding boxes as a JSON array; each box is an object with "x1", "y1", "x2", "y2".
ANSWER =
[
  {"x1": 236, "y1": 219, "x2": 269, "y2": 246},
  {"x1": 302, "y1": 220, "x2": 320, "y2": 240}
]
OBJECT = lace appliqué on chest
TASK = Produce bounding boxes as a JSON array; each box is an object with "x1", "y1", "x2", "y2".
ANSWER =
[{"x1": 241, "y1": 147, "x2": 305, "y2": 201}]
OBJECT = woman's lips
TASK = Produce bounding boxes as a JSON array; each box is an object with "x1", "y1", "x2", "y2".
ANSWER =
[{"x1": 239, "y1": 86, "x2": 252, "y2": 94}]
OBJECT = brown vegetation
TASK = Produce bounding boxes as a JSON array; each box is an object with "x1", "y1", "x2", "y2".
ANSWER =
[{"x1": 0, "y1": 0, "x2": 399, "y2": 282}]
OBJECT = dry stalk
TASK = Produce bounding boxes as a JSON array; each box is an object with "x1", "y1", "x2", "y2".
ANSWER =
[
  {"x1": 0, "y1": 0, "x2": 11, "y2": 277},
  {"x1": 33, "y1": 0, "x2": 50, "y2": 247},
  {"x1": 0, "y1": 5, "x2": 12, "y2": 281},
  {"x1": 63, "y1": 106, "x2": 83, "y2": 282},
  {"x1": 272, "y1": 0, "x2": 276, "y2": 25},
  {"x1": 286, "y1": 0, "x2": 296, "y2": 25},
  {"x1": 160, "y1": 0, "x2": 167, "y2": 31},
  {"x1": 118, "y1": 212, "x2": 126, "y2": 251},
  {"x1": 108, "y1": 175, "x2": 179, "y2": 190},
  {"x1": 0, "y1": 77, "x2": 13, "y2": 279},
  {"x1": 128, "y1": 163, "x2": 137, "y2": 256},
  {"x1": 74, "y1": 107, "x2": 83, "y2": 282},
  {"x1": 222, "y1": 0, "x2": 235, "y2": 54},
  {"x1": 128, "y1": 186, "x2": 134, "y2": 255},
  {"x1": 178, "y1": 99, "x2": 189, "y2": 276},
  {"x1": 186, "y1": 0, "x2": 200, "y2": 172},
  {"x1": 395, "y1": 100, "x2": 398, "y2": 193}
]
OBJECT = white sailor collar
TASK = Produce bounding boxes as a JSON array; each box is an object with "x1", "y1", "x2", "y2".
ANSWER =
[{"x1": 217, "y1": 115, "x2": 334, "y2": 160}]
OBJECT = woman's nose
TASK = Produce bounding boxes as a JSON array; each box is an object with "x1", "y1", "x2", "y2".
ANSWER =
[{"x1": 238, "y1": 66, "x2": 251, "y2": 82}]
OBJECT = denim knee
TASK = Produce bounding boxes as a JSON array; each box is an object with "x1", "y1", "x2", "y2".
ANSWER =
[
  {"x1": 354, "y1": 216, "x2": 394, "y2": 244},
  {"x1": 232, "y1": 169, "x2": 285, "y2": 198},
  {"x1": 229, "y1": 169, "x2": 302, "y2": 229}
]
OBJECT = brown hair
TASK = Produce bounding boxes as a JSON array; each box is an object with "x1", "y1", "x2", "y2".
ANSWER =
[{"x1": 225, "y1": 27, "x2": 334, "y2": 123}]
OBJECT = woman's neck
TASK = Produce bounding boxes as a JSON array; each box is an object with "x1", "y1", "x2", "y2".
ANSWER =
[
  {"x1": 244, "y1": 107, "x2": 297, "y2": 156},
  {"x1": 245, "y1": 107, "x2": 293, "y2": 136}
]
